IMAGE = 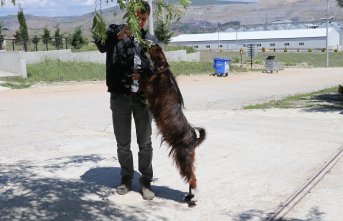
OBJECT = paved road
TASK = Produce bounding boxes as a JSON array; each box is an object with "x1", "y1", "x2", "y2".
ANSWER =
[
  {"x1": 179, "y1": 68, "x2": 343, "y2": 110},
  {"x1": 0, "y1": 68, "x2": 343, "y2": 221}
]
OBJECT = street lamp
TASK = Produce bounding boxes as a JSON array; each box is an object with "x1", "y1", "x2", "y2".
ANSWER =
[
  {"x1": 321, "y1": 3, "x2": 333, "y2": 67},
  {"x1": 326, "y1": 0, "x2": 329, "y2": 67},
  {"x1": 148, "y1": 0, "x2": 154, "y2": 35}
]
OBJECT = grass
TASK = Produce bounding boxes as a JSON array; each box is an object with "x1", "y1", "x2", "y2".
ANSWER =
[
  {"x1": 243, "y1": 87, "x2": 343, "y2": 110},
  {"x1": 170, "y1": 61, "x2": 213, "y2": 75},
  {"x1": 201, "y1": 51, "x2": 343, "y2": 68},
  {"x1": 0, "y1": 59, "x2": 105, "y2": 89},
  {"x1": 0, "y1": 59, "x2": 255, "y2": 89}
]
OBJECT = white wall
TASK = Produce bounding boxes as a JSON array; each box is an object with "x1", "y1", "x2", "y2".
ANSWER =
[
  {"x1": 0, "y1": 49, "x2": 200, "y2": 78},
  {"x1": 0, "y1": 51, "x2": 27, "y2": 77}
]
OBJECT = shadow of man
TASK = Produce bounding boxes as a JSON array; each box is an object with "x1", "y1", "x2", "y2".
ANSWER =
[{"x1": 81, "y1": 167, "x2": 187, "y2": 203}]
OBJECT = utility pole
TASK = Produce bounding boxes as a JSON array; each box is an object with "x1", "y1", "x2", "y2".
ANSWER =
[
  {"x1": 148, "y1": 0, "x2": 154, "y2": 35},
  {"x1": 326, "y1": 0, "x2": 329, "y2": 67}
]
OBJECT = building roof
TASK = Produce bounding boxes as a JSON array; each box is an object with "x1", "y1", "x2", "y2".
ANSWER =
[{"x1": 170, "y1": 28, "x2": 336, "y2": 43}]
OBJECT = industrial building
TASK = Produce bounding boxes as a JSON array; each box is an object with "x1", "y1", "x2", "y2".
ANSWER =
[{"x1": 170, "y1": 28, "x2": 341, "y2": 51}]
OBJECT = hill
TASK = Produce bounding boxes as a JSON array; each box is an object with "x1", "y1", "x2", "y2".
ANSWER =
[{"x1": 0, "y1": 0, "x2": 342, "y2": 38}]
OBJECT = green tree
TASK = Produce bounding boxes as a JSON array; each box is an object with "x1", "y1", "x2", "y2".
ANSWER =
[
  {"x1": 154, "y1": 21, "x2": 173, "y2": 44},
  {"x1": 54, "y1": 26, "x2": 63, "y2": 50},
  {"x1": 0, "y1": 0, "x2": 16, "y2": 6},
  {"x1": 337, "y1": 0, "x2": 343, "y2": 7},
  {"x1": 71, "y1": 27, "x2": 85, "y2": 49},
  {"x1": 0, "y1": 21, "x2": 4, "y2": 50},
  {"x1": 17, "y1": 6, "x2": 29, "y2": 51},
  {"x1": 41, "y1": 28, "x2": 51, "y2": 51},
  {"x1": 32, "y1": 35, "x2": 39, "y2": 51}
]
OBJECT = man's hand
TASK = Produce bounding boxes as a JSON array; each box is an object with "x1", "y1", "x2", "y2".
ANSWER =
[
  {"x1": 116, "y1": 25, "x2": 130, "y2": 40},
  {"x1": 132, "y1": 72, "x2": 141, "y2": 80}
]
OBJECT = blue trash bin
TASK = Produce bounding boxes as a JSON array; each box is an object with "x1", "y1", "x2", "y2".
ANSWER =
[{"x1": 213, "y1": 57, "x2": 230, "y2": 77}]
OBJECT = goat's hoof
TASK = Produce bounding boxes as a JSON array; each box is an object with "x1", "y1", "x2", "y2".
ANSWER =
[{"x1": 184, "y1": 193, "x2": 197, "y2": 207}]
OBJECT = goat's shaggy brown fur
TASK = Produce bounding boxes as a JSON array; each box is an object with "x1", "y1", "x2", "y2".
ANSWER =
[{"x1": 139, "y1": 44, "x2": 206, "y2": 191}]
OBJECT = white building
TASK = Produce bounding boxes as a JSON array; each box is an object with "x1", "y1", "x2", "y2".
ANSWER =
[{"x1": 170, "y1": 28, "x2": 340, "y2": 51}]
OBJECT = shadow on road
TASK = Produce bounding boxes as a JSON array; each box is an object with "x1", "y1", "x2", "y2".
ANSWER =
[
  {"x1": 302, "y1": 93, "x2": 343, "y2": 114},
  {"x1": 0, "y1": 154, "x2": 184, "y2": 221},
  {"x1": 232, "y1": 207, "x2": 325, "y2": 221}
]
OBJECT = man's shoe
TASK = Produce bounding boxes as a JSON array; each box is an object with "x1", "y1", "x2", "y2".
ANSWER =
[
  {"x1": 116, "y1": 176, "x2": 132, "y2": 195},
  {"x1": 140, "y1": 179, "x2": 155, "y2": 200}
]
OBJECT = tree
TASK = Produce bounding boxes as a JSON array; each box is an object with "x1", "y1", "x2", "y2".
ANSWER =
[
  {"x1": 0, "y1": 0, "x2": 16, "y2": 6},
  {"x1": 71, "y1": 27, "x2": 85, "y2": 49},
  {"x1": 0, "y1": 21, "x2": 4, "y2": 50},
  {"x1": 54, "y1": 26, "x2": 63, "y2": 50},
  {"x1": 42, "y1": 28, "x2": 51, "y2": 51},
  {"x1": 92, "y1": 0, "x2": 191, "y2": 44},
  {"x1": 337, "y1": 0, "x2": 343, "y2": 7},
  {"x1": 154, "y1": 21, "x2": 173, "y2": 44},
  {"x1": 17, "y1": 5, "x2": 29, "y2": 51},
  {"x1": 32, "y1": 35, "x2": 39, "y2": 51}
]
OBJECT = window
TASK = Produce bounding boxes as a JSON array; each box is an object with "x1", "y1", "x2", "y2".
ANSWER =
[
  {"x1": 194, "y1": 45, "x2": 199, "y2": 48},
  {"x1": 219, "y1": 45, "x2": 223, "y2": 48},
  {"x1": 257, "y1": 43, "x2": 262, "y2": 47},
  {"x1": 270, "y1": 43, "x2": 275, "y2": 47},
  {"x1": 206, "y1": 45, "x2": 211, "y2": 48},
  {"x1": 285, "y1": 43, "x2": 290, "y2": 46},
  {"x1": 299, "y1": 42, "x2": 304, "y2": 46}
]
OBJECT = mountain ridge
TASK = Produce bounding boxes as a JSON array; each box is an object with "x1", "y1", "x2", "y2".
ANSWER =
[{"x1": 0, "y1": 0, "x2": 342, "y2": 37}]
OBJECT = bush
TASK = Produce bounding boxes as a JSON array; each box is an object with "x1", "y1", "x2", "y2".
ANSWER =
[
  {"x1": 321, "y1": 48, "x2": 326, "y2": 52},
  {"x1": 334, "y1": 49, "x2": 338, "y2": 53},
  {"x1": 284, "y1": 47, "x2": 288, "y2": 52},
  {"x1": 273, "y1": 48, "x2": 276, "y2": 52},
  {"x1": 232, "y1": 57, "x2": 240, "y2": 64},
  {"x1": 164, "y1": 45, "x2": 195, "y2": 53},
  {"x1": 255, "y1": 60, "x2": 264, "y2": 65},
  {"x1": 261, "y1": 47, "x2": 266, "y2": 52},
  {"x1": 308, "y1": 48, "x2": 313, "y2": 52}
]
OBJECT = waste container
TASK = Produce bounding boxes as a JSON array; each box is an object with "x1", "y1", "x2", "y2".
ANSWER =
[
  {"x1": 263, "y1": 56, "x2": 279, "y2": 73},
  {"x1": 213, "y1": 57, "x2": 230, "y2": 77}
]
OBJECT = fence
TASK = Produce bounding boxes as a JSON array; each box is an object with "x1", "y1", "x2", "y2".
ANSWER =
[{"x1": 0, "y1": 36, "x2": 70, "y2": 52}]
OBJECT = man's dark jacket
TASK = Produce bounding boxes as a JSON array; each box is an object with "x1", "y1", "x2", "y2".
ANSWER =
[{"x1": 95, "y1": 24, "x2": 157, "y2": 94}]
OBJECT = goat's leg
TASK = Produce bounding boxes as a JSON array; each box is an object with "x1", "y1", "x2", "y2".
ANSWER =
[{"x1": 184, "y1": 185, "x2": 197, "y2": 207}]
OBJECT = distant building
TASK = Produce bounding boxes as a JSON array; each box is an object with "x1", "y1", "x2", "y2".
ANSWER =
[{"x1": 170, "y1": 28, "x2": 340, "y2": 50}]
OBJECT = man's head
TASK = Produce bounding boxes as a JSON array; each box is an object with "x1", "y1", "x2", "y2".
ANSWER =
[{"x1": 136, "y1": 1, "x2": 150, "y2": 29}]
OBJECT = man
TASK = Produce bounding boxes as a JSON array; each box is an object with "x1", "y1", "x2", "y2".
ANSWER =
[{"x1": 94, "y1": 1, "x2": 158, "y2": 200}]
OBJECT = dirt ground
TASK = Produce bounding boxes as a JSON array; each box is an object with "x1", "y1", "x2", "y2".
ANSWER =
[{"x1": 1, "y1": 68, "x2": 343, "y2": 221}]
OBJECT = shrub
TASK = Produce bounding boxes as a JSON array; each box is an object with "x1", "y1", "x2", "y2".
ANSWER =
[
  {"x1": 284, "y1": 47, "x2": 288, "y2": 52},
  {"x1": 321, "y1": 48, "x2": 326, "y2": 52},
  {"x1": 334, "y1": 49, "x2": 338, "y2": 53},
  {"x1": 261, "y1": 47, "x2": 266, "y2": 52},
  {"x1": 255, "y1": 60, "x2": 263, "y2": 65},
  {"x1": 232, "y1": 57, "x2": 240, "y2": 63},
  {"x1": 308, "y1": 48, "x2": 312, "y2": 52}
]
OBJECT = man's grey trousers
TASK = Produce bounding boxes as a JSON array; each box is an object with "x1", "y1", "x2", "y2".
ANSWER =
[{"x1": 110, "y1": 93, "x2": 153, "y2": 182}]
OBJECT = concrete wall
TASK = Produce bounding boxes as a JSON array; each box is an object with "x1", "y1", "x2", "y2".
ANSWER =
[
  {"x1": 23, "y1": 49, "x2": 199, "y2": 64},
  {"x1": 0, "y1": 51, "x2": 27, "y2": 78},
  {"x1": 0, "y1": 49, "x2": 200, "y2": 78},
  {"x1": 165, "y1": 50, "x2": 200, "y2": 62}
]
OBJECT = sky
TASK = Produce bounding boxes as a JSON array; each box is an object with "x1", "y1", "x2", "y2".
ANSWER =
[
  {"x1": 0, "y1": 0, "x2": 118, "y2": 17},
  {"x1": 0, "y1": 0, "x2": 258, "y2": 17}
]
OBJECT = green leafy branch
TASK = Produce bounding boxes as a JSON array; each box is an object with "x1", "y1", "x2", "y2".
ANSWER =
[{"x1": 91, "y1": 0, "x2": 191, "y2": 45}]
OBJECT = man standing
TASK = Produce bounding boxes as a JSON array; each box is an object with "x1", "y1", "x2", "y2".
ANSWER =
[{"x1": 94, "y1": 1, "x2": 157, "y2": 200}]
